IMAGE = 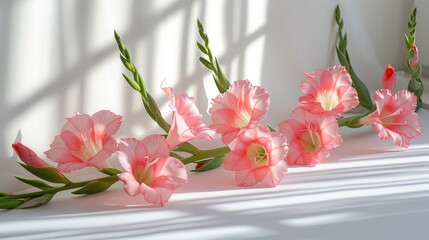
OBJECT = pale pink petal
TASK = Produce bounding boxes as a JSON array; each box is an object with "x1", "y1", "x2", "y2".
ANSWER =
[
  {"x1": 89, "y1": 137, "x2": 117, "y2": 164},
  {"x1": 209, "y1": 80, "x2": 270, "y2": 144},
  {"x1": 57, "y1": 162, "x2": 87, "y2": 173},
  {"x1": 91, "y1": 110, "x2": 123, "y2": 138},
  {"x1": 164, "y1": 87, "x2": 215, "y2": 148},
  {"x1": 224, "y1": 125, "x2": 288, "y2": 187},
  {"x1": 117, "y1": 134, "x2": 187, "y2": 206},
  {"x1": 60, "y1": 130, "x2": 82, "y2": 151},
  {"x1": 12, "y1": 142, "x2": 51, "y2": 168},
  {"x1": 154, "y1": 157, "x2": 188, "y2": 186},
  {"x1": 140, "y1": 134, "x2": 170, "y2": 158},
  {"x1": 46, "y1": 111, "x2": 123, "y2": 172},
  {"x1": 117, "y1": 138, "x2": 139, "y2": 173},
  {"x1": 363, "y1": 89, "x2": 421, "y2": 148},
  {"x1": 279, "y1": 107, "x2": 341, "y2": 166},
  {"x1": 300, "y1": 65, "x2": 359, "y2": 116},
  {"x1": 61, "y1": 113, "x2": 93, "y2": 136},
  {"x1": 140, "y1": 177, "x2": 175, "y2": 206},
  {"x1": 166, "y1": 111, "x2": 197, "y2": 149},
  {"x1": 235, "y1": 170, "x2": 258, "y2": 187},
  {"x1": 260, "y1": 161, "x2": 288, "y2": 187},
  {"x1": 118, "y1": 172, "x2": 140, "y2": 197}
]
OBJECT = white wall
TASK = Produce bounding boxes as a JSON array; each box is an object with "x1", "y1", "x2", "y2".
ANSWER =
[{"x1": 0, "y1": 0, "x2": 414, "y2": 192}]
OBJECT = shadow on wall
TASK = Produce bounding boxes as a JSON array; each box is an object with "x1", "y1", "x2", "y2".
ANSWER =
[{"x1": 0, "y1": 0, "x2": 414, "y2": 193}]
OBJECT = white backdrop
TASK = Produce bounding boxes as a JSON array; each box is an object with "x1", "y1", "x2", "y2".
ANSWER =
[{"x1": 0, "y1": 0, "x2": 415, "y2": 192}]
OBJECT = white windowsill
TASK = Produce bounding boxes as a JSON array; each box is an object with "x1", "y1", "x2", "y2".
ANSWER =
[{"x1": 0, "y1": 111, "x2": 428, "y2": 239}]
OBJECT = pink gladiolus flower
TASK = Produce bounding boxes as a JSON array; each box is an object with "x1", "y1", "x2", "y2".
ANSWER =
[
  {"x1": 163, "y1": 87, "x2": 215, "y2": 149},
  {"x1": 360, "y1": 89, "x2": 421, "y2": 148},
  {"x1": 12, "y1": 142, "x2": 50, "y2": 168},
  {"x1": 299, "y1": 65, "x2": 359, "y2": 117},
  {"x1": 409, "y1": 45, "x2": 419, "y2": 72},
  {"x1": 278, "y1": 107, "x2": 342, "y2": 166},
  {"x1": 209, "y1": 80, "x2": 270, "y2": 144},
  {"x1": 117, "y1": 135, "x2": 188, "y2": 206},
  {"x1": 382, "y1": 65, "x2": 396, "y2": 92},
  {"x1": 45, "y1": 110, "x2": 122, "y2": 173},
  {"x1": 223, "y1": 125, "x2": 288, "y2": 187}
]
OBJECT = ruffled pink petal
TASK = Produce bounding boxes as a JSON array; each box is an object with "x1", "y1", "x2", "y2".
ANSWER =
[
  {"x1": 60, "y1": 130, "x2": 83, "y2": 151},
  {"x1": 88, "y1": 136, "x2": 117, "y2": 164},
  {"x1": 57, "y1": 162, "x2": 87, "y2": 173},
  {"x1": 61, "y1": 113, "x2": 93, "y2": 137},
  {"x1": 165, "y1": 87, "x2": 215, "y2": 148},
  {"x1": 91, "y1": 110, "x2": 123, "y2": 138},
  {"x1": 139, "y1": 134, "x2": 170, "y2": 158},
  {"x1": 154, "y1": 157, "x2": 188, "y2": 186},
  {"x1": 300, "y1": 65, "x2": 358, "y2": 116},
  {"x1": 235, "y1": 170, "x2": 258, "y2": 187},
  {"x1": 118, "y1": 172, "x2": 140, "y2": 197},
  {"x1": 260, "y1": 161, "x2": 288, "y2": 187},
  {"x1": 279, "y1": 107, "x2": 341, "y2": 166},
  {"x1": 140, "y1": 176, "x2": 175, "y2": 206},
  {"x1": 166, "y1": 111, "x2": 197, "y2": 149},
  {"x1": 209, "y1": 80, "x2": 270, "y2": 144},
  {"x1": 117, "y1": 138, "x2": 139, "y2": 173}
]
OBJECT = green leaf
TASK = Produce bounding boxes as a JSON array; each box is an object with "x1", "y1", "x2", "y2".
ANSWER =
[
  {"x1": 15, "y1": 177, "x2": 53, "y2": 190},
  {"x1": 191, "y1": 155, "x2": 226, "y2": 172},
  {"x1": 19, "y1": 163, "x2": 70, "y2": 184},
  {"x1": 335, "y1": 47, "x2": 350, "y2": 70},
  {"x1": 17, "y1": 194, "x2": 54, "y2": 209},
  {"x1": 72, "y1": 179, "x2": 117, "y2": 195},
  {"x1": 197, "y1": 42, "x2": 208, "y2": 54},
  {"x1": 0, "y1": 199, "x2": 24, "y2": 209},
  {"x1": 0, "y1": 192, "x2": 10, "y2": 197},
  {"x1": 199, "y1": 57, "x2": 213, "y2": 71},
  {"x1": 122, "y1": 73, "x2": 141, "y2": 91},
  {"x1": 215, "y1": 58, "x2": 230, "y2": 93},
  {"x1": 101, "y1": 168, "x2": 123, "y2": 176}
]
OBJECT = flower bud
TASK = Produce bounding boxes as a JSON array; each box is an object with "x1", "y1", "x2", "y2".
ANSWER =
[
  {"x1": 12, "y1": 142, "x2": 51, "y2": 168},
  {"x1": 408, "y1": 45, "x2": 419, "y2": 72},
  {"x1": 381, "y1": 65, "x2": 396, "y2": 92}
]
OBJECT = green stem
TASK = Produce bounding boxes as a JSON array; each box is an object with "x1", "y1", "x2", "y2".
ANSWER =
[
  {"x1": 8, "y1": 175, "x2": 119, "y2": 199},
  {"x1": 181, "y1": 146, "x2": 230, "y2": 165},
  {"x1": 337, "y1": 109, "x2": 375, "y2": 128}
]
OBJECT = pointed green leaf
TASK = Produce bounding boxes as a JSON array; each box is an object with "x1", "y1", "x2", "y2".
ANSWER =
[
  {"x1": 335, "y1": 47, "x2": 350, "y2": 70},
  {"x1": 101, "y1": 168, "x2": 123, "y2": 176},
  {"x1": 122, "y1": 73, "x2": 141, "y2": 91},
  {"x1": 215, "y1": 58, "x2": 230, "y2": 92},
  {"x1": 0, "y1": 199, "x2": 24, "y2": 209},
  {"x1": 19, "y1": 163, "x2": 70, "y2": 184},
  {"x1": 191, "y1": 155, "x2": 226, "y2": 172},
  {"x1": 72, "y1": 179, "x2": 117, "y2": 195},
  {"x1": 199, "y1": 57, "x2": 213, "y2": 71},
  {"x1": 197, "y1": 42, "x2": 208, "y2": 54},
  {"x1": 17, "y1": 194, "x2": 54, "y2": 209},
  {"x1": 15, "y1": 177, "x2": 53, "y2": 190}
]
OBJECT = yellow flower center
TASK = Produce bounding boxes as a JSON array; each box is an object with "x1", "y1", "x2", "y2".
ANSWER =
[
  {"x1": 316, "y1": 90, "x2": 339, "y2": 111},
  {"x1": 246, "y1": 143, "x2": 269, "y2": 167},
  {"x1": 301, "y1": 127, "x2": 322, "y2": 152}
]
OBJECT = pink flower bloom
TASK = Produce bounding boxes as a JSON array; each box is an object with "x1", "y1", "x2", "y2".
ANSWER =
[
  {"x1": 12, "y1": 142, "x2": 50, "y2": 168},
  {"x1": 117, "y1": 135, "x2": 188, "y2": 206},
  {"x1": 209, "y1": 80, "x2": 270, "y2": 144},
  {"x1": 381, "y1": 65, "x2": 396, "y2": 92},
  {"x1": 163, "y1": 87, "x2": 215, "y2": 149},
  {"x1": 278, "y1": 107, "x2": 342, "y2": 166},
  {"x1": 45, "y1": 110, "x2": 122, "y2": 173},
  {"x1": 360, "y1": 89, "x2": 421, "y2": 148},
  {"x1": 409, "y1": 45, "x2": 419, "y2": 72},
  {"x1": 299, "y1": 65, "x2": 359, "y2": 117},
  {"x1": 223, "y1": 125, "x2": 288, "y2": 187}
]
